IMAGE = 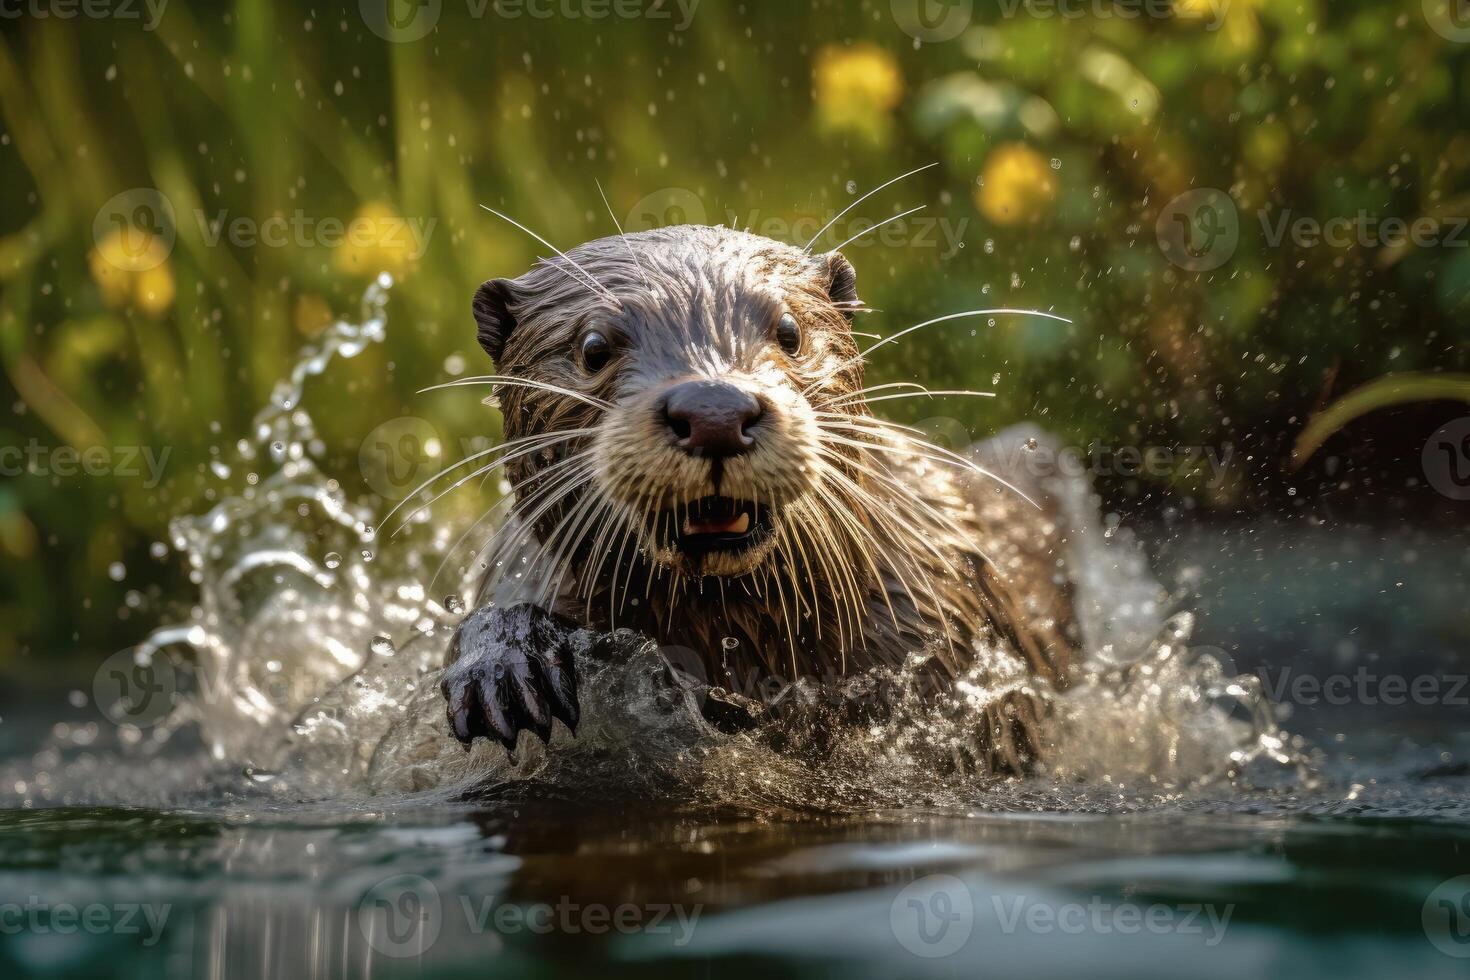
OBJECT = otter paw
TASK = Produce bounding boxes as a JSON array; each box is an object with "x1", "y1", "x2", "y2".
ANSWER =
[{"x1": 440, "y1": 604, "x2": 580, "y2": 754}]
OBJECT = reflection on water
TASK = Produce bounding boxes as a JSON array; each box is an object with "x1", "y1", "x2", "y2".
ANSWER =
[{"x1": 0, "y1": 755, "x2": 1468, "y2": 980}]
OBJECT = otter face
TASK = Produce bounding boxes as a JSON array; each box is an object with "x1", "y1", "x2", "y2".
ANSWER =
[{"x1": 473, "y1": 225, "x2": 866, "y2": 581}]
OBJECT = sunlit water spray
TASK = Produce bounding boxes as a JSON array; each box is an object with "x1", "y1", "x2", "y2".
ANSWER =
[{"x1": 12, "y1": 277, "x2": 1308, "y2": 809}]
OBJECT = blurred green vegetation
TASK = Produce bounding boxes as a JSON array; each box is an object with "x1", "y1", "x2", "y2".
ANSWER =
[{"x1": 1, "y1": 0, "x2": 1468, "y2": 669}]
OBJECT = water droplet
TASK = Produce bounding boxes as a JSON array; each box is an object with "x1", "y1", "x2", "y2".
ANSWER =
[
  {"x1": 369, "y1": 635, "x2": 396, "y2": 657},
  {"x1": 108, "y1": 562, "x2": 126, "y2": 582},
  {"x1": 324, "y1": 552, "x2": 342, "y2": 569},
  {"x1": 444, "y1": 594, "x2": 465, "y2": 614},
  {"x1": 1024, "y1": 437, "x2": 1039, "y2": 451},
  {"x1": 721, "y1": 636, "x2": 739, "y2": 650},
  {"x1": 844, "y1": 180, "x2": 857, "y2": 194},
  {"x1": 360, "y1": 550, "x2": 374, "y2": 563},
  {"x1": 1050, "y1": 158, "x2": 1062, "y2": 170}
]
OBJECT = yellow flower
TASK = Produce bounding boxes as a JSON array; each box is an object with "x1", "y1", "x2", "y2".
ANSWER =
[
  {"x1": 294, "y1": 293, "x2": 336, "y2": 336},
  {"x1": 333, "y1": 202, "x2": 424, "y2": 278},
  {"x1": 813, "y1": 43, "x2": 903, "y2": 143},
  {"x1": 975, "y1": 143, "x2": 1057, "y2": 226},
  {"x1": 88, "y1": 229, "x2": 175, "y2": 316}
]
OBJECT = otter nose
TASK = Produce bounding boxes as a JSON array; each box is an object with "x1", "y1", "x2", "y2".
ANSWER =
[{"x1": 660, "y1": 380, "x2": 763, "y2": 457}]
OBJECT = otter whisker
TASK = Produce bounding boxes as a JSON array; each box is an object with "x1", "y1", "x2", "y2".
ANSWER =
[
  {"x1": 826, "y1": 204, "x2": 927, "y2": 254},
  {"x1": 814, "y1": 443, "x2": 999, "y2": 579},
  {"x1": 816, "y1": 465, "x2": 965, "y2": 665},
  {"x1": 801, "y1": 307, "x2": 1072, "y2": 398},
  {"x1": 538, "y1": 492, "x2": 616, "y2": 607},
  {"x1": 478, "y1": 205, "x2": 620, "y2": 305},
  {"x1": 388, "y1": 432, "x2": 597, "y2": 536},
  {"x1": 431, "y1": 446, "x2": 603, "y2": 589},
  {"x1": 803, "y1": 161, "x2": 939, "y2": 252},
  {"x1": 815, "y1": 417, "x2": 1041, "y2": 512},
  {"x1": 420, "y1": 377, "x2": 614, "y2": 411},
  {"x1": 814, "y1": 447, "x2": 964, "y2": 567},
  {"x1": 381, "y1": 427, "x2": 597, "y2": 534},
  {"x1": 595, "y1": 178, "x2": 653, "y2": 292},
  {"x1": 478, "y1": 460, "x2": 603, "y2": 597},
  {"x1": 824, "y1": 389, "x2": 996, "y2": 410},
  {"x1": 815, "y1": 381, "x2": 933, "y2": 410}
]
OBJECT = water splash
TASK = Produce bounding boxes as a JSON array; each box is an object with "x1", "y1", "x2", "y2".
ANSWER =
[{"x1": 26, "y1": 275, "x2": 1307, "y2": 808}]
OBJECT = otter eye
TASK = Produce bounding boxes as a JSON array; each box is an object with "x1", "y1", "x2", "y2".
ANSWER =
[
  {"x1": 776, "y1": 312, "x2": 801, "y2": 355},
  {"x1": 580, "y1": 331, "x2": 612, "y2": 372}
]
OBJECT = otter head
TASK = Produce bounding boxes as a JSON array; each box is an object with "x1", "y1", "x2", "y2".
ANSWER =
[{"x1": 473, "y1": 225, "x2": 865, "y2": 582}]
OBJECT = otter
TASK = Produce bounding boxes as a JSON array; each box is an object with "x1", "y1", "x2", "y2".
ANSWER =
[{"x1": 440, "y1": 224, "x2": 1086, "y2": 772}]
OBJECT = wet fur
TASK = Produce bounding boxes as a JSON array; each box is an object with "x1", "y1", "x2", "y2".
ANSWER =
[{"x1": 462, "y1": 225, "x2": 1082, "y2": 770}]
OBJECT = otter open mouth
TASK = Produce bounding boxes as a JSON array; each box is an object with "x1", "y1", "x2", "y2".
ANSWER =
[{"x1": 664, "y1": 496, "x2": 772, "y2": 556}]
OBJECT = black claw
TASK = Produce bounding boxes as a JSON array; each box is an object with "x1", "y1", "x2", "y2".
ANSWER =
[
  {"x1": 475, "y1": 674, "x2": 519, "y2": 753},
  {"x1": 441, "y1": 604, "x2": 584, "y2": 751},
  {"x1": 542, "y1": 646, "x2": 580, "y2": 733},
  {"x1": 445, "y1": 672, "x2": 481, "y2": 745},
  {"x1": 512, "y1": 669, "x2": 551, "y2": 733}
]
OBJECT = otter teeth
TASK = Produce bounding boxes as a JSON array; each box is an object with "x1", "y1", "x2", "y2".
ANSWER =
[{"x1": 683, "y1": 511, "x2": 751, "y2": 536}]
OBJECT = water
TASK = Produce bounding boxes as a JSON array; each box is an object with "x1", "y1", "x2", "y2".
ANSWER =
[{"x1": 1, "y1": 280, "x2": 1466, "y2": 978}]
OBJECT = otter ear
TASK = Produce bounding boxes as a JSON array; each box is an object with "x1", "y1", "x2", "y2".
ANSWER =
[
  {"x1": 472, "y1": 278, "x2": 517, "y2": 363},
  {"x1": 822, "y1": 252, "x2": 860, "y2": 318}
]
